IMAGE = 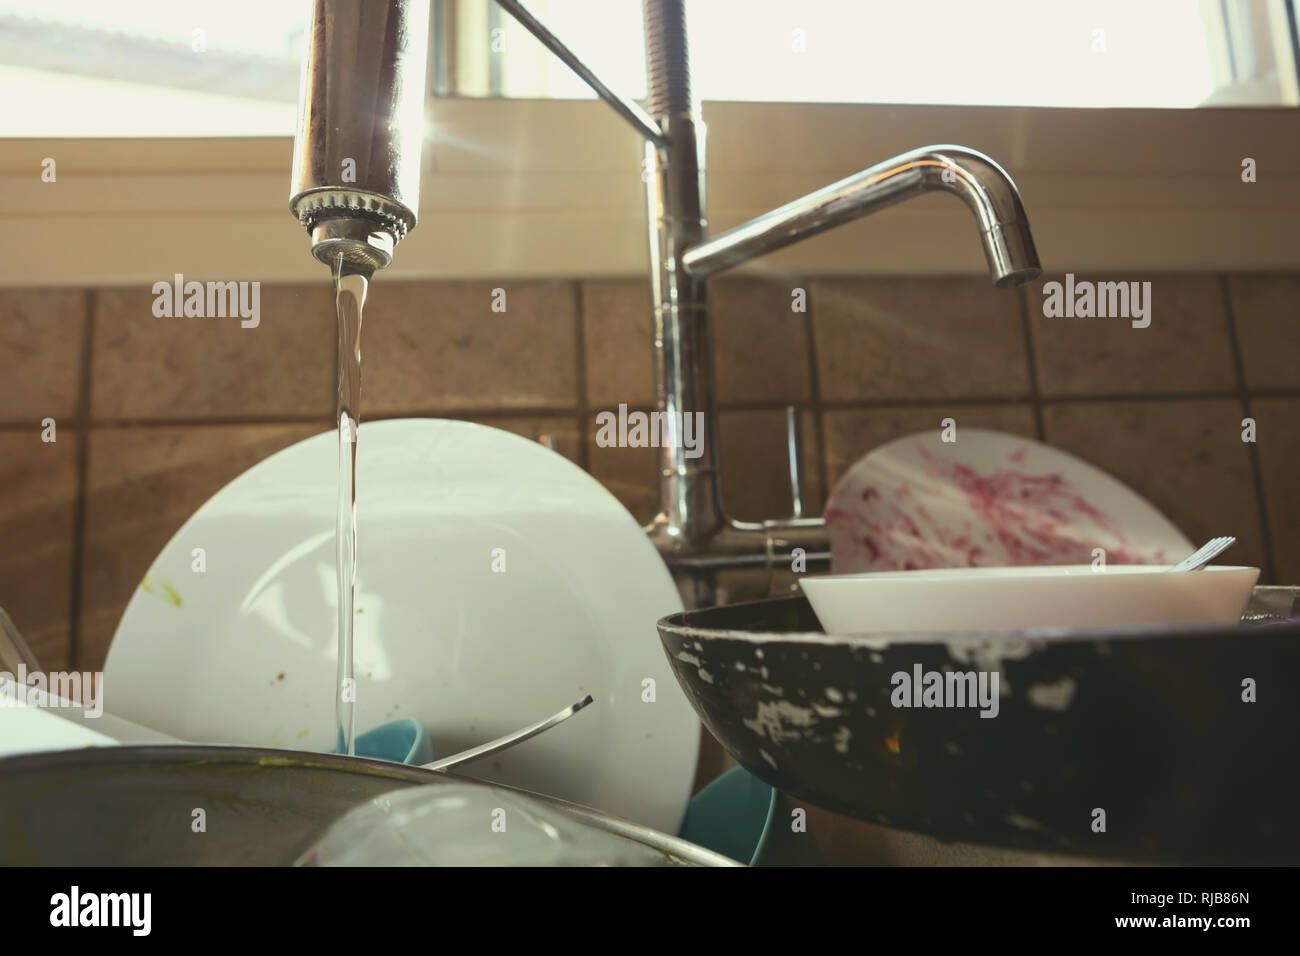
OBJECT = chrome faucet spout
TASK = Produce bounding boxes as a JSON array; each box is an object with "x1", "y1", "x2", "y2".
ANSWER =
[
  {"x1": 681, "y1": 145, "x2": 1041, "y2": 287},
  {"x1": 637, "y1": 0, "x2": 1043, "y2": 607},
  {"x1": 289, "y1": 0, "x2": 430, "y2": 275}
]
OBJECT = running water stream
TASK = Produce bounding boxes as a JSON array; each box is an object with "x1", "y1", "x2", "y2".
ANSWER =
[{"x1": 333, "y1": 260, "x2": 366, "y2": 757}]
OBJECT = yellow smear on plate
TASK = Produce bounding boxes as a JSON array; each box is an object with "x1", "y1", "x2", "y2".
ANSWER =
[{"x1": 140, "y1": 575, "x2": 183, "y2": 608}]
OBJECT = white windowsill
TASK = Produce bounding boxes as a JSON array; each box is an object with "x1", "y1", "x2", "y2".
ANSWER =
[{"x1": 0, "y1": 100, "x2": 1297, "y2": 287}]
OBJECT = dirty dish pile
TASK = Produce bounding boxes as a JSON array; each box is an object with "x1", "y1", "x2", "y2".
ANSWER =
[{"x1": 104, "y1": 419, "x2": 699, "y2": 834}]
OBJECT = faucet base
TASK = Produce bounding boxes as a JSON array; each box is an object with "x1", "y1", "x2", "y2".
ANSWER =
[{"x1": 647, "y1": 515, "x2": 831, "y2": 609}]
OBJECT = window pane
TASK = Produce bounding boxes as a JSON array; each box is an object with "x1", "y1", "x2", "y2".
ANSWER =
[
  {"x1": 1, "y1": 0, "x2": 303, "y2": 136},
  {"x1": 2, "y1": 0, "x2": 1296, "y2": 137},
  {"x1": 499, "y1": 0, "x2": 1299, "y2": 108}
]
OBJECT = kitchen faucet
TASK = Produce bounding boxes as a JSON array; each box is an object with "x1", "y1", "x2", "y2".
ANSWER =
[{"x1": 289, "y1": 0, "x2": 1042, "y2": 608}]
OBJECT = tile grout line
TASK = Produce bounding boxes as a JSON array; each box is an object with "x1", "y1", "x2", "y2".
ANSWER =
[
  {"x1": 802, "y1": 279, "x2": 830, "y2": 502},
  {"x1": 66, "y1": 289, "x2": 96, "y2": 671},
  {"x1": 573, "y1": 281, "x2": 591, "y2": 472},
  {"x1": 1219, "y1": 275, "x2": 1278, "y2": 585},
  {"x1": 4, "y1": 388, "x2": 1298, "y2": 433}
]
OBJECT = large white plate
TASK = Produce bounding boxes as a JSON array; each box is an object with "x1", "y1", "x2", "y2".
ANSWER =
[
  {"x1": 104, "y1": 419, "x2": 698, "y2": 834},
  {"x1": 825, "y1": 428, "x2": 1193, "y2": 573}
]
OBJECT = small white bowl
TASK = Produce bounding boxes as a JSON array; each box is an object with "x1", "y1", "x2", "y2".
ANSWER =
[{"x1": 799, "y1": 564, "x2": 1260, "y2": 635}]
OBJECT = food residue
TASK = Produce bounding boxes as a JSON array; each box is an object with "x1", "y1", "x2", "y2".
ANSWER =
[{"x1": 140, "y1": 576, "x2": 183, "y2": 608}]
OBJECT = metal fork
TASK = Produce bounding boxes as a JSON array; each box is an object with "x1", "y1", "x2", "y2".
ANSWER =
[
  {"x1": 1167, "y1": 536, "x2": 1236, "y2": 572},
  {"x1": 421, "y1": 694, "x2": 594, "y2": 772}
]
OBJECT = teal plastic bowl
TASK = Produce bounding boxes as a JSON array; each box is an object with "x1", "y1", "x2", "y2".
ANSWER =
[
  {"x1": 679, "y1": 767, "x2": 777, "y2": 865},
  {"x1": 336, "y1": 718, "x2": 433, "y2": 765},
  {"x1": 680, "y1": 767, "x2": 825, "y2": 865}
]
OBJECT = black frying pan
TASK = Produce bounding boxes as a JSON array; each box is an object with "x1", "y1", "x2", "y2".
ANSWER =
[{"x1": 657, "y1": 587, "x2": 1300, "y2": 864}]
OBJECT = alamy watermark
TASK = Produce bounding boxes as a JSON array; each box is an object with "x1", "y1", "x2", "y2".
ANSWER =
[
  {"x1": 50, "y1": 886, "x2": 150, "y2": 936},
  {"x1": 594, "y1": 403, "x2": 705, "y2": 460},
  {"x1": 151, "y1": 273, "x2": 260, "y2": 328},
  {"x1": 0, "y1": 665, "x2": 103, "y2": 717},
  {"x1": 1042, "y1": 273, "x2": 1151, "y2": 328},
  {"x1": 891, "y1": 664, "x2": 999, "y2": 718}
]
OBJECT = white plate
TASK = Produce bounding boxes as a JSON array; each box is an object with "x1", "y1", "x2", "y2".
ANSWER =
[
  {"x1": 104, "y1": 419, "x2": 698, "y2": 834},
  {"x1": 801, "y1": 564, "x2": 1259, "y2": 635},
  {"x1": 824, "y1": 429, "x2": 1193, "y2": 573},
  {"x1": 0, "y1": 679, "x2": 119, "y2": 757}
]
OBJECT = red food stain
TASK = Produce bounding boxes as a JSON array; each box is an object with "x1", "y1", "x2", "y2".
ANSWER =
[{"x1": 825, "y1": 440, "x2": 1166, "y2": 571}]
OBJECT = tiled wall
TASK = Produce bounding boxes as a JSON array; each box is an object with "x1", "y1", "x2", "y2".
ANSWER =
[{"x1": 1, "y1": 273, "x2": 1296, "y2": 673}]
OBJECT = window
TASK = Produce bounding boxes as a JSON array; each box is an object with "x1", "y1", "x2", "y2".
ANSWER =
[
  {"x1": 462, "y1": 0, "x2": 1300, "y2": 107},
  {"x1": 0, "y1": 0, "x2": 303, "y2": 136},
  {"x1": 2, "y1": 0, "x2": 1297, "y2": 138}
]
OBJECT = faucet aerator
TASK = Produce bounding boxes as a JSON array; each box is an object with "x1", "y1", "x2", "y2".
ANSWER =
[{"x1": 307, "y1": 220, "x2": 396, "y2": 279}]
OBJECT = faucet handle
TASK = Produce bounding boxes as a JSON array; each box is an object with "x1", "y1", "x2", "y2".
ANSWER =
[{"x1": 785, "y1": 406, "x2": 804, "y2": 520}]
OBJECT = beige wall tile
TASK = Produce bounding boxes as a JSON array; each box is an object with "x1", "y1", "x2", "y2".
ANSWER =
[
  {"x1": 0, "y1": 428, "x2": 78, "y2": 670},
  {"x1": 78, "y1": 424, "x2": 319, "y2": 669},
  {"x1": 586, "y1": 417, "x2": 658, "y2": 524},
  {"x1": 0, "y1": 289, "x2": 86, "y2": 424},
  {"x1": 719, "y1": 408, "x2": 823, "y2": 521},
  {"x1": 1251, "y1": 397, "x2": 1300, "y2": 584},
  {"x1": 1029, "y1": 275, "x2": 1236, "y2": 397},
  {"x1": 811, "y1": 277, "x2": 1029, "y2": 402},
  {"x1": 712, "y1": 278, "x2": 812, "y2": 404},
  {"x1": 467, "y1": 414, "x2": 583, "y2": 466},
  {"x1": 581, "y1": 280, "x2": 655, "y2": 408},
  {"x1": 584, "y1": 407, "x2": 824, "y2": 527},
  {"x1": 823, "y1": 404, "x2": 1038, "y2": 489},
  {"x1": 91, "y1": 284, "x2": 333, "y2": 421},
  {"x1": 361, "y1": 280, "x2": 578, "y2": 414},
  {"x1": 1228, "y1": 275, "x2": 1300, "y2": 391},
  {"x1": 1043, "y1": 400, "x2": 1268, "y2": 577}
]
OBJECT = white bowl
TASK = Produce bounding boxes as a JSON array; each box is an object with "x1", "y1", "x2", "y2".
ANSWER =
[{"x1": 799, "y1": 565, "x2": 1260, "y2": 635}]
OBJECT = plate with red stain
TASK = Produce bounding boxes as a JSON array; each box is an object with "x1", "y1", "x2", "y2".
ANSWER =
[{"x1": 823, "y1": 428, "x2": 1192, "y2": 574}]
